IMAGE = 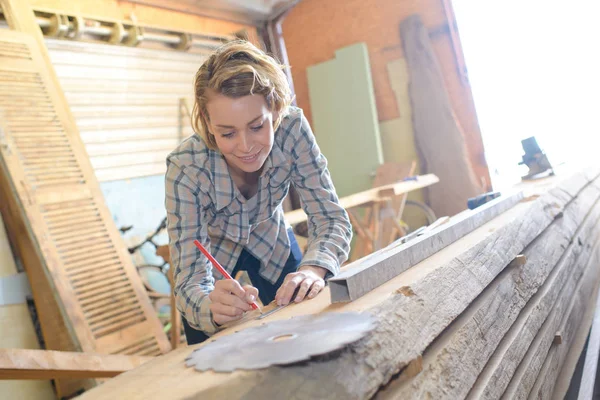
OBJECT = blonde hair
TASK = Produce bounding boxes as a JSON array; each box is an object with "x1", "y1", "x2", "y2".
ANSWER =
[{"x1": 191, "y1": 40, "x2": 292, "y2": 150}]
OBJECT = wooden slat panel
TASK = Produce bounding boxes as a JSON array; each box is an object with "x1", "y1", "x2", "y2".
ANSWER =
[
  {"x1": 46, "y1": 37, "x2": 206, "y2": 182},
  {"x1": 0, "y1": 28, "x2": 170, "y2": 368}
]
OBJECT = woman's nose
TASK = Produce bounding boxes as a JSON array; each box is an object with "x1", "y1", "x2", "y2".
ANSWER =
[{"x1": 238, "y1": 133, "x2": 252, "y2": 152}]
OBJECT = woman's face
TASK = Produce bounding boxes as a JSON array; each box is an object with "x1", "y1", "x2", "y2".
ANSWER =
[{"x1": 206, "y1": 91, "x2": 276, "y2": 177}]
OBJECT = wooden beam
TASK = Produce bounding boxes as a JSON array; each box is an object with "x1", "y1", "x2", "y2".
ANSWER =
[
  {"x1": 329, "y1": 190, "x2": 525, "y2": 302},
  {"x1": 0, "y1": 349, "x2": 153, "y2": 380},
  {"x1": 284, "y1": 173, "x2": 439, "y2": 225},
  {"x1": 378, "y1": 180, "x2": 600, "y2": 398},
  {"x1": 577, "y1": 267, "x2": 600, "y2": 399}
]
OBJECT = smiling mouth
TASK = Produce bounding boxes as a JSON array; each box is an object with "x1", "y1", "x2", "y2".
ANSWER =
[{"x1": 237, "y1": 150, "x2": 261, "y2": 162}]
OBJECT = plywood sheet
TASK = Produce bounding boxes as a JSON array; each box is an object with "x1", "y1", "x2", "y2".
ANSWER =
[{"x1": 306, "y1": 42, "x2": 383, "y2": 197}]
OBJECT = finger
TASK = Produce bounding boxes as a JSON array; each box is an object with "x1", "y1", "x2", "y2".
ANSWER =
[
  {"x1": 294, "y1": 278, "x2": 314, "y2": 303},
  {"x1": 214, "y1": 291, "x2": 252, "y2": 312},
  {"x1": 212, "y1": 311, "x2": 244, "y2": 326},
  {"x1": 210, "y1": 302, "x2": 245, "y2": 318},
  {"x1": 276, "y1": 275, "x2": 304, "y2": 306},
  {"x1": 306, "y1": 279, "x2": 325, "y2": 299},
  {"x1": 215, "y1": 279, "x2": 246, "y2": 298},
  {"x1": 242, "y1": 285, "x2": 259, "y2": 304},
  {"x1": 212, "y1": 312, "x2": 243, "y2": 325}
]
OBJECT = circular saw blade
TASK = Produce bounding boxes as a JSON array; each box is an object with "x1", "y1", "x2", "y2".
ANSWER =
[{"x1": 185, "y1": 312, "x2": 374, "y2": 372}]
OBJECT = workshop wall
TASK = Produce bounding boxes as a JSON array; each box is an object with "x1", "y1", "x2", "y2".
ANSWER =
[{"x1": 282, "y1": 0, "x2": 490, "y2": 188}]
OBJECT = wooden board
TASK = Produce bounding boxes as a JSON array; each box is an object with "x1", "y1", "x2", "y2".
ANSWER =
[
  {"x1": 0, "y1": 213, "x2": 56, "y2": 399},
  {"x1": 576, "y1": 263, "x2": 600, "y2": 400},
  {"x1": 528, "y1": 246, "x2": 600, "y2": 400},
  {"x1": 306, "y1": 42, "x2": 384, "y2": 198},
  {"x1": 284, "y1": 173, "x2": 439, "y2": 225},
  {"x1": 378, "y1": 179, "x2": 600, "y2": 398},
  {"x1": 0, "y1": 0, "x2": 170, "y2": 393},
  {"x1": 76, "y1": 170, "x2": 598, "y2": 400},
  {"x1": 400, "y1": 14, "x2": 482, "y2": 217},
  {"x1": 464, "y1": 194, "x2": 600, "y2": 399},
  {"x1": 0, "y1": 349, "x2": 153, "y2": 380}
]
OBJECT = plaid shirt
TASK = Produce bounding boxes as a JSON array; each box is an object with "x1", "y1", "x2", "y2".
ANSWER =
[{"x1": 165, "y1": 107, "x2": 352, "y2": 334}]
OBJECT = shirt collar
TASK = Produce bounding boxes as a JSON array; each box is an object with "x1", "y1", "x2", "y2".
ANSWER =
[
  {"x1": 210, "y1": 144, "x2": 288, "y2": 211},
  {"x1": 210, "y1": 150, "x2": 237, "y2": 211}
]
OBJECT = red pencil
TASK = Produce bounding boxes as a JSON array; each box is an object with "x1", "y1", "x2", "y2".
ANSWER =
[{"x1": 193, "y1": 239, "x2": 261, "y2": 312}]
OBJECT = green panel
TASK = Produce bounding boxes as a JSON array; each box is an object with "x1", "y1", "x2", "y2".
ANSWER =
[{"x1": 307, "y1": 43, "x2": 383, "y2": 197}]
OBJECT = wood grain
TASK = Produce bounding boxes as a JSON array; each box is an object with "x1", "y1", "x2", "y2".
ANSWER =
[{"x1": 379, "y1": 180, "x2": 600, "y2": 399}]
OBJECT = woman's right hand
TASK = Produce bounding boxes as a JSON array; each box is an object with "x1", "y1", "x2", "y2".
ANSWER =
[{"x1": 208, "y1": 280, "x2": 259, "y2": 326}]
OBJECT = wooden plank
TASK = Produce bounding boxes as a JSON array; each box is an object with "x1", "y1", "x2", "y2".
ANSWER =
[
  {"x1": 553, "y1": 266, "x2": 600, "y2": 400},
  {"x1": 466, "y1": 192, "x2": 600, "y2": 399},
  {"x1": 0, "y1": 349, "x2": 153, "y2": 380},
  {"x1": 329, "y1": 190, "x2": 525, "y2": 302},
  {"x1": 529, "y1": 245, "x2": 600, "y2": 400},
  {"x1": 502, "y1": 241, "x2": 600, "y2": 399},
  {"x1": 401, "y1": 14, "x2": 482, "y2": 216},
  {"x1": 378, "y1": 180, "x2": 600, "y2": 399},
  {"x1": 76, "y1": 172, "x2": 594, "y2": 400},
  {"x1": 284, "y1": 173, "x2": 439, "y2": 225},
  {"x1": 306, "y1": 42, "x2": 384, "y2": 197},
  {"x1": 576, "y1": 268, "x2": 600, "y2": 400}
]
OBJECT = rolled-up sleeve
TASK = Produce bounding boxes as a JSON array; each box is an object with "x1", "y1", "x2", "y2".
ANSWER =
[
  {"x1": 165, "y1": 157, "x2": 218, "y2": 335},
  {"x1": 290, "y1": 113, "x2": 353, "y2": 277}
]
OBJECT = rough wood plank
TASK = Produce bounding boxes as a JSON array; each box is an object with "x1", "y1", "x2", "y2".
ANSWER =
[
  {"x1": 529, "y1": 244, "x2": 600, "y2": 400},
  {"x1": 329, "y1": 191, "x2": 525, "y2": 302},
  {"x1": 0, "y1": 349, "x2": 153, "y2": 380},
  {"x1": 400, "y1": 14, "x2": 481, "y2": 216},
  {"x1": 379, "y1": 180, "x2": 600, "y2": 399},
  {"x1": 503, "y1": 239, "x2": 600, "y2": 399},
  {"x1": 377, "y1": 181, "x2": 600, "y2": 399},
  {"x1": 465, "y1": 189, "x2": 600, "y2": 399},
  {"x1": 576, "y1": 268, "x2": 600, "y2": 400},
  {"x1": 552, "y1": 275, "x2": 600, "y2": 400}
]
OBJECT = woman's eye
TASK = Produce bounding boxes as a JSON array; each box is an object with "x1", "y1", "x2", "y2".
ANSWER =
[
  {"x1": 250, "y1": 124, "x2": 264, "y2": 132},
  {"x1": 222, "y1": 132, "x2": 234, "y2": 138}
]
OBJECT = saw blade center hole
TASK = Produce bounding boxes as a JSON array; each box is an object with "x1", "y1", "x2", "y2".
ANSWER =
[{"x1": 268, "y1": 333, "x2": 298, "y2": 342}]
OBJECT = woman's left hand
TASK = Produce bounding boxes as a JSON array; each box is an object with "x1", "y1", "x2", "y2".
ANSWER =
[{"x1": 275, "y1": 265, "x2": 327, "y2": 306}]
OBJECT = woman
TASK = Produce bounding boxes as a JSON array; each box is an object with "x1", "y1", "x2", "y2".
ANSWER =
[{"x1": 165, "y1": 40, "x2": 352, "y2": 345}]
